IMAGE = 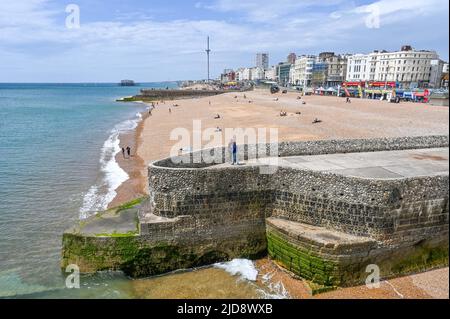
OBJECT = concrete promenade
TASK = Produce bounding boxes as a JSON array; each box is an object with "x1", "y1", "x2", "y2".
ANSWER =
[{"x1": 213, "y1": 147, "x2": 449, "y2": 179}]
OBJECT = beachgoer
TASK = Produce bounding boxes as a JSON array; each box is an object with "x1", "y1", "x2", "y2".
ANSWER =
[
  {"x1": 126, "y1": 146, "x2": 131, "y2": 157},
  {"x1": 232, "y1": 140, "x2": 238, "y2": 165},
  {"x1": 122, "y1": 147, "x2": 126, "y2": 158},
  {"x1": 169, "y1": 108, "x2": 172, "y2": 114},
  {"x1": 228, "y1": 138, "x2": 234, "y2": 164}
]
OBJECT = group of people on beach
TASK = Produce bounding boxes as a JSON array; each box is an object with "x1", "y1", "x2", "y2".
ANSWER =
[{"x1": 121, "y1": 146, "x2": 132, "y2": 159}]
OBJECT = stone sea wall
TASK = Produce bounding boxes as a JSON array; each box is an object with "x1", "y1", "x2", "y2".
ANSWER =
[
  {"x1": 135, "y1": 89, "x2": 226, "y2": 101},
  {"x1": 62, "y1": 135, "x2": 449, "y2": 289}
]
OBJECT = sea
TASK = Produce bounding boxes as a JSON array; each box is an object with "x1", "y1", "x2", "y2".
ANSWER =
[{"x1": 0, "y1": 83, "x2": 287, "y2": 299}]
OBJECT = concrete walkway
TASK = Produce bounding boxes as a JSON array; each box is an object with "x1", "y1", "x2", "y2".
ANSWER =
[{"x1": 216, "y1": 147, "x2": 449, "y2": 179}]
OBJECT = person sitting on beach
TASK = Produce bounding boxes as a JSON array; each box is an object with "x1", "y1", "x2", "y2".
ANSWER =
[
  {"x1": 346, "y1": 97, "x2": 351, "y2": 103},
  {"x1": 312, "y1": 118, "x2": 322, "y2": 124},
  {"x1": 243, "y1": 94, "x2": 247, "y2": 99},
  {"x1": 215, "y1": 127, "x2": 222, "y2": 132},
  {"x1": 214, "y1": 114, "x2": 221, "y2": 119},
  {"x1": 302, "y1": 101, "x2": 306, "y2": 105},
  {"x1": 297, "y1": 96, "x2": 302, "y2": 100}
]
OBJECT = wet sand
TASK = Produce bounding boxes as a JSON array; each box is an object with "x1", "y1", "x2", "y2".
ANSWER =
[{"x1": 109, "y1": 89, "x2": 449, "y2": 299}]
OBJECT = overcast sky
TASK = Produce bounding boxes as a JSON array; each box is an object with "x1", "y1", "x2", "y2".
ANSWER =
[{"x1": 0, "y1": 0, "x2": 448, "y2": 82}]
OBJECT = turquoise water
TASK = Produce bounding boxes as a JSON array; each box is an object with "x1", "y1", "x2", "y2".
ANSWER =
[{"x1": 0, "y1": 83, "x2": 178, "y2": 298}]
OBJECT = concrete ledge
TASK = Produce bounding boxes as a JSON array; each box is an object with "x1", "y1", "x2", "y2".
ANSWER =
[
  {"x1": 266, "y1": 217, "x2": 377, "y2": 254},
  {"x1": 267, "y1": 218, "x2": 448, "y2": 288}
]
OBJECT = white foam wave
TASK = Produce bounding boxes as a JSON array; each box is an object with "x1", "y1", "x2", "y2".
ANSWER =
[
  {"x1": 79, "y1": 111, "x2": 143, "y2": 219},
  {"x1": 257, "y1": 281, "x2": 290, "y2": 299},
  {"x1": 214, "y1": 259, "x2": 258, "y2": 282}
]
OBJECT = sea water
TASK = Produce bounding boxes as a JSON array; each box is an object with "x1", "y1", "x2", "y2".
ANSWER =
[
  {"x1": 0, "y1": 83, "x2": 286, "y2": 299},
  {"x1": 0, "y1": 83, "x2": 161, "y2": 297}
]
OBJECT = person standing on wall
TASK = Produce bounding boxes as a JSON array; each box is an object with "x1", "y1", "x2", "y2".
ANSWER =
[
  {"x1": 232, "y1": 138, "x2": 238, "y2": 165},
  {"x1": 228, "y1": 138, "x2": 234, "y2": 164}
]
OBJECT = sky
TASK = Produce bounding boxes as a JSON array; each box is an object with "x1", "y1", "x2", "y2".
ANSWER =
[{"x1": 0, "y1": 0, "x2": 449, "y2": 82}]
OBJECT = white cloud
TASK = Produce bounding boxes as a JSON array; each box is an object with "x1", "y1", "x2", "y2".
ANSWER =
[
  {"x1": 0, "y1": 0, "x2": 448, "y2": 82},
  {"x1": 0, "y1": 0, "x2": 56, "y2": 27}
]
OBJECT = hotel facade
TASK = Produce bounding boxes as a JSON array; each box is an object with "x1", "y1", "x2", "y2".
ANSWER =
[{"x1": 346, "y1": 46, "x2": 439, "y2": 88}]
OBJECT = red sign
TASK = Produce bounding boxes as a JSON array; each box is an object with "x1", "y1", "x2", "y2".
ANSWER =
[
  {"x1": 343, "y1": 81, "x2": 365, "y2": 87},
  {"x1": 369, "y1": 82, "x2": 396, "y2": 87}
]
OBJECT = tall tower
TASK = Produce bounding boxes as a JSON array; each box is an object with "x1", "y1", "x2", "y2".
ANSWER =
[
  {"x1": 256, "y1": 53, "x2": 269, "y2": 70},
  {"x1": 206, "y1": 36, "x2": 211, "y2": 82}
]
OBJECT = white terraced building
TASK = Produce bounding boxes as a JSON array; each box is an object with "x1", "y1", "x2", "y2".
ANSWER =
[
  {"x1": 291, "y1": 55, "x2": 316, "y2": 86},
  {"x1": 346, "y1": 46, "x2": 439, "y2": 88}
]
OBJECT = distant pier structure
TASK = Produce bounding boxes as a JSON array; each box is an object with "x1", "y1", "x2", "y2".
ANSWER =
[{"x1": 120, "y1": 80, "x2": 136, "y2": 86}]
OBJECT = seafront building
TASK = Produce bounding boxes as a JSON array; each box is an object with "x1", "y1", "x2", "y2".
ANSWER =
[
  {"x1": 276, "y1": 62, "x2": 293, "y2": 87},
  {"x1": 346, "y1": 46, "x2": 440, "y2": 89},
  {"x1": 256, "y1": 53, "x2": 269, "y2": 70},
  {"x1": 318, "y1": 52, "x2": 349, "y2": 87},
  {"x1": 222, "y1": 46, "x2": 447, "y2": 89},
  {"x1": 264, "y1": 66, "x2": 277, "y2": 81},
  {"x1": 287, "y1": 53, "x2": 297, "y2": 65},
  {"x1": 291, "y1": 55, "x2": 315, "y2": 87},
  {"x1": 430, "y1": 59, "x2": 445, "y2": 88}
]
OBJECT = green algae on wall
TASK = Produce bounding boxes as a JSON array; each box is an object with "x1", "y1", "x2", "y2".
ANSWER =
[
  {"x1": 266, "y1": 230, "x2": 340, "y2": 288},
  {"x1": 267, "y1": 227, "x2": 449, "y2": 290}
]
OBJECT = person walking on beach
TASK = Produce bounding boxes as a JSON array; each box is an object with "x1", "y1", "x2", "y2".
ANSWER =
[
  {"x1": 126, "y1": 146, "x2": 131, "y2": 157},
  {"x1": 122, "y1": 147, "x2": 126, "y2": 158},
  {"x1": 346, "y1": 97, "x2": 351, "y2": 103}
]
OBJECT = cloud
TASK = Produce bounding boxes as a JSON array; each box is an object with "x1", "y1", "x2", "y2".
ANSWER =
[
  {"x1": 201, "y1": 0, "x2": 347, "y2": 23},
  {"x1": 0, "y1": 0, "x2": 56, "y2": 28},
  {"x1": 0, "y1": 0, "x2": 448, "y2": 82}
]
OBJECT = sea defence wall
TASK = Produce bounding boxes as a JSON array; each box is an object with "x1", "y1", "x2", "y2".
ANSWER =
[
  {"x1": 133, "y1": 89, "x2": 227, "y2": 101},
  {"x1": 61, "y1": 135, "x2": 449, "y2": 288}
]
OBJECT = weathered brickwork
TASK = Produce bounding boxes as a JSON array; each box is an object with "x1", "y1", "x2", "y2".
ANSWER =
[
  {"x1": 142, "y1": 135, "x2": 449, "y2": 286},
  {"x1": 62, "y1": 135, "x2": 449, "y2": 287}
]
